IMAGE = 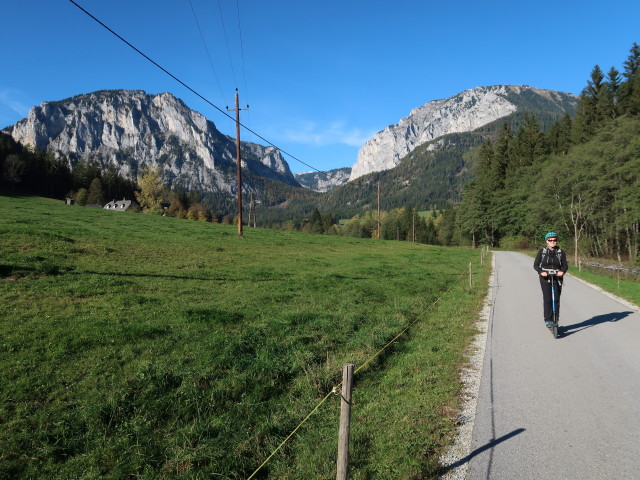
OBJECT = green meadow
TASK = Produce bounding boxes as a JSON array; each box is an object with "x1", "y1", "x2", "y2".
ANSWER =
[
  {"x1": 566, "y1": 267, "x2": 640, "y2": 307},
  {"x1": 0, "y1": 195, "x2": 489, "y2": 479}
]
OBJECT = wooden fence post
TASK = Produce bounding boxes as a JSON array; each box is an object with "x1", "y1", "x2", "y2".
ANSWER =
[
  {"x1": 469, "y1": 263, "x2": 473, "y2": 289},
  {"x1": 336, "y1": 364, "x2": 354, "y2": 480}
]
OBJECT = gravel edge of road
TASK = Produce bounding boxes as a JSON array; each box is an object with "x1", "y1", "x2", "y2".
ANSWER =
[{"x1": 438, "y1": 253, "x2": 495, "y2": 480}]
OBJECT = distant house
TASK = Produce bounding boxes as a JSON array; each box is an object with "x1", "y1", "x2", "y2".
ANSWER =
[
  {"x1": 104, "y1": 199, "x2": 137, "y2": 211},
  {"x1": 65, "y1": 198, "x2": 74, "y2": 205}
]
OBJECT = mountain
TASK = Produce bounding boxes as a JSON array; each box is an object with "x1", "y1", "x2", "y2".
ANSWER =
[
  {"x1": 255, "y1": 86, "x2": 577, "y2": 224},
  {"x1": 349, "y1": 85, "x2": 578, "y2": 180},
  {"x1": 2, "y1": 89, "x2": 300, "y2": 195},
  {"x1": 293, "y1": 167, "x2": 351, "y2": 192}
]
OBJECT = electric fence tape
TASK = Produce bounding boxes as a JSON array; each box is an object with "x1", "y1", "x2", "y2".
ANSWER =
[{"x1": 246, "y1": 265, "x2": 474, "y2": 479}]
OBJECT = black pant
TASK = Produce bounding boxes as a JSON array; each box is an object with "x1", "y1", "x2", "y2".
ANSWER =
[{"x1": 539, "y1": 276, "x2": 562, "y2": 323}]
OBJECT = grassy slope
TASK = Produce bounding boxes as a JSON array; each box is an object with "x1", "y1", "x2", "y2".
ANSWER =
[
  {"x1": 0, "y1": 195, "x2": 489, "y2": 479},
  {"x1": 567, "y1": 268, "x2": 640, "y2": 307}
]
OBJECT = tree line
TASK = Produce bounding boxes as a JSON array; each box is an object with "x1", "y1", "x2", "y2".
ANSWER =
[
  {"x1": 0, "y1": 137, "x2": 237, "y2": 223},
  {"x1": 268, "y1": 42, "x2": 640, "y2": 265},
  {"x1": 0, "y1": 133, "x2": 137, "y2": 203},
  {"x1": 454, "y1": 42, "x2": 640, "y2": 262}
]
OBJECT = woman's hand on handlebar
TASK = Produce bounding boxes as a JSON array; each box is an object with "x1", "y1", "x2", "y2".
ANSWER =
[
  {"x1": 557, "y1": 271, "x2": 564, "y2": 277},
  {"x1": 540, "y1": 271, "x2": 548, "y2": 277}
]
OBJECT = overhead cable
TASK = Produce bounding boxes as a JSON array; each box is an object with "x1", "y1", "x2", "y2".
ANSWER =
[
  {"x1": 186, "y1": 0, "x2": 228, "y2": 106},
  {"x1": 68, "y1": 0, "x2": 332, "y2": 178},
  {"x1": 235, "y1": 0, "x2": 250, "y2": 104},
  {"x1": 235, "y1": 0, "x2": 253, "y2": 143},
  {"x1": 217, "y1": 0, "x2": 238, "y2": 88}
]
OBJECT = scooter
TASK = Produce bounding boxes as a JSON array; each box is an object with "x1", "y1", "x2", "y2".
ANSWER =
[{"x1": 542, "y1": 269, "x2": 560, "y2": 339}]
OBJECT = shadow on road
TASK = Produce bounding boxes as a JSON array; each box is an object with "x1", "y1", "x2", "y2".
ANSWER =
[
  {"x1": 560, "y1": 311, "x2": 634, "y2": 337},
  {"x1": 437, "y1": 428, "x2": 525, "y2": 476}
]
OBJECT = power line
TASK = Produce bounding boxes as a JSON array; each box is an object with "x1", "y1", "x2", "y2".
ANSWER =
[
  {"x1": 235, "y1": 0, "x2": 250, "y2": 105},
  {"x1": 186, "y1": 0, "x2": 228, "y2": 106},
  {"x1": 217, "y1": 0, "x2": 237, "y2": 88},
  {"x1": 235, "y1": 0, "x2": 253, "y2": 143},
  {"x1": 67, "y1": 0, "x2": 333, "y2": 179}
]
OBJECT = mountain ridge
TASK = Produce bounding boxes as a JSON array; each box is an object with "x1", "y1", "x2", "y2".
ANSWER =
[
  {"x1": 3, "y1": 89, "x2": 300, "y2": 195},
  {"x1": 349, "y1": 85, "x2": 578, "y2": 181},
  {"x1": 293, "y1": 167, "x2": 352, "y2": 192}
]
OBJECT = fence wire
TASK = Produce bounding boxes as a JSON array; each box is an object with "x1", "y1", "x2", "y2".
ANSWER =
[{"x1": 246, "y1": 256, "x2": 487, "y2": 479}]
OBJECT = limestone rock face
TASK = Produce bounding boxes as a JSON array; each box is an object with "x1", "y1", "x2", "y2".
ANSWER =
[
  {"x1": 349, "y1": 85, "x2": 578, "y2": 181},
  {"x1": 4, "y1": 90, "x2": 299, "y2": 193},
  {"x1": 294, "y1": 167, "x2": 351, "y2": 192}
]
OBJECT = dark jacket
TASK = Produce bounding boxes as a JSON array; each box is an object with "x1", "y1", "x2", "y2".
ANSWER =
[{"x1": 533, "y1": 246, "x2": 568, "y2": 274}]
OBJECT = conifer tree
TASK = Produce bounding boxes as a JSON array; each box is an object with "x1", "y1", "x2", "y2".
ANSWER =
[
  {"x1": 308, "y1": 208, "x2": 324, "y2": 234},
  {"x1": 512, "y1": 114, "x2": 545, "y2": 169},
  {"x1": 86, "y1": 178, "x2": 105, "y2": 205},
  {"x1": 494, "y1": 122, "x2": 513, "y2": 179},
  {"x1": 548, "y1": 113, "x2": 573, "y2": 154},
  {"x1": 620, "y1": 43, "x2": 640, "y2": 114},
  {"x1": 573, "y1": 65, "x2": 607, "y2": 143},
  {"x1": 622, "y1": 42, "x2": 640, "y2": 82},
  {"x1": 604, "y1": 67, "x2": 621, "y2": 119}
]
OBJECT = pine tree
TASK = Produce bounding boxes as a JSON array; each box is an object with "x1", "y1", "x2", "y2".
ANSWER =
[
  {"x1": 573, "y1": 65, "x2": 607, "y2": 143},
  {"x1": 620, "y1": 42, "x2": 640, "y2": 114},
  {"x1": 622, "y1": 42, "x2": 640, "y2": 81},
  {"x1": 86, "y1": 178, "x2": 105, "y2": 205},
  {"x1": 494, "y1": 122, "x2": 513, "y2": 179},
  {"x1": 308, "y1": 208, "x2": 324, "y2": 234},
  {"x1": 548, "y1": 113, "x2": 573, "y2": 154},
  {"x1": 512, "y1": 114, "x2": 546, "y2": 169},
  {"x1": 604, "y1": 67, "x2": 621, "y2": 119},
  {"x1": 629, "y1": 74, "x2": 640, "y2": 115}
]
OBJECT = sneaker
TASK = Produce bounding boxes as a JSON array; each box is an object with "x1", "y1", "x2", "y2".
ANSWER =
[{"x1": 545, "y1": 321, "x2": 553, "y2": 327}]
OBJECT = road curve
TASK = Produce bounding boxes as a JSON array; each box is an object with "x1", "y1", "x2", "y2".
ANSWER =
[{"x1": 466, "y1": 251, "x2": 640, "y2": 480}]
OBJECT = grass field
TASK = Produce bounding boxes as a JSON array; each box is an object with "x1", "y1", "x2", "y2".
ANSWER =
[
  {"x1": 0, "y1": 195, "x2": 489, "y2": 479},
  {"x1": 568, "y1": 267, "x2": 640, "y2": 307}
]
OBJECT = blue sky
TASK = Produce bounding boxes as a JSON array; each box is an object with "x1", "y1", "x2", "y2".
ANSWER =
[{"x1": 2, "y1": 1, "x2": 639, "y2": 173}]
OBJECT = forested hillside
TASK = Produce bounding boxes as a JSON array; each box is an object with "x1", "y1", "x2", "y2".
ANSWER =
[
  {"x1": 259, "y1": 93, "x2": 577, "y2": 227},
  {"x1": 455, "y1": 42, "x2": 640, "y2": 261}
]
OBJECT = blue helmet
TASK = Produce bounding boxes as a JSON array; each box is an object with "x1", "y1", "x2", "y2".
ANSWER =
[{"x1": 545, "y1": 232, "x2": 558, "y2": 240}]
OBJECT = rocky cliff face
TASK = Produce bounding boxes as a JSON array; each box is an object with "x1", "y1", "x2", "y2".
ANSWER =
[
  {"x1": 294, "y1": 167, "x2": 351, "y2": 192},
  {"x1": 3, "y1": 90, "x2": 299, "y2": 193},
  {"x1": 350, "y1": 85, "x2": 578, "y2": 181}
]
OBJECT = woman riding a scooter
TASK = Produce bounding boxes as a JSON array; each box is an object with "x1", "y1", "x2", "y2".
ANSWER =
[{"x1": 533, "y1": 232, "x2": 569, "y2": 327}]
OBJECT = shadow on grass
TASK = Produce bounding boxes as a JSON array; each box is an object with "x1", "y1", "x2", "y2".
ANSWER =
[
  {"x1": 437, "y1": 428, "x2": 526, "y2": 476},
  {"x1": 560, "y1": 311, "x2": 634, "y2": 338}
]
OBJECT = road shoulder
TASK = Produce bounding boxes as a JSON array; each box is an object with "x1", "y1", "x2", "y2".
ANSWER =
[{"x1": 438, "y1": 253, "x2": 495, "y2": 479}]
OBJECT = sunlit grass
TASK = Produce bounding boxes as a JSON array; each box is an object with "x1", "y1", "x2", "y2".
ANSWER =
[{"x1": 1, "y1": 195, "x2": 488, "y2": 479}]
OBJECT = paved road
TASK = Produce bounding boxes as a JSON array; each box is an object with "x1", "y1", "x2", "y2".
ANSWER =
[{"x1": 467, "y1": 251, "x2": 640, "y2": 480}]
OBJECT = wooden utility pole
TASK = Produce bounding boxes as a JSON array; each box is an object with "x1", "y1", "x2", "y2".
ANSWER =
[
  {"x1": 377, "y1": 181, "x2": 381, "y2": 240},
  {"x1": 227, "y1": 89, "x2": 249, "y2": 236},
  {"x1": 336, "y1": 364, "x2": 354, "y2": 480}
]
